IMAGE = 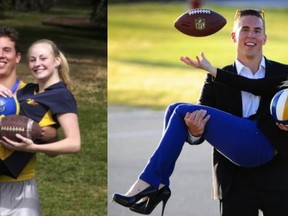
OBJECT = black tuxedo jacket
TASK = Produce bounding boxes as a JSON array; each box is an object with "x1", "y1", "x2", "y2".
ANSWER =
[{"x1": 198, "y1": 58, "x2": 288, "y2": 199}]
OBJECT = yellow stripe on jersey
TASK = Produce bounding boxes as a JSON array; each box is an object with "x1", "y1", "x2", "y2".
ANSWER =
[{"x1": 38, "y1": 110, "x2": 57, "y2": 127}]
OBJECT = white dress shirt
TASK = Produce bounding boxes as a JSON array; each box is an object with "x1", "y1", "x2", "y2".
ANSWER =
[
  {"x1": 188, "y1": 57, "x2": 266, "y2": 142},
  {"x1": 236, "y1": 57, "x2": 266, "y2": 117}
]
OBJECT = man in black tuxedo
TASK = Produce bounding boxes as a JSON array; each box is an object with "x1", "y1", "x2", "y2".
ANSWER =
[{"x1": 186, "y1": 9, "x2": 288, "y2": 216}]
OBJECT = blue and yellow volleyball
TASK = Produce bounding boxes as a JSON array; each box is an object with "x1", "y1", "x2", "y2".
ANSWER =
[
  {"x1": 270, "y1": 89, "x2": 288, "y2": 125},
  {"x1": 0, "y1": 96, "x2": 19, "y2": 117}
]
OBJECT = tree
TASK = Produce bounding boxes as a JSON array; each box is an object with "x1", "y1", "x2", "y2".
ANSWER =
[
  {"x1": 0, "y1": 0, "x2": 11, "y2": 17},
  {"x1": 12, "y1": 0, "x2": 55, "y2": 12},
  {"x1": 91, "y1": 0, "x2": 107, "y2": 27}
]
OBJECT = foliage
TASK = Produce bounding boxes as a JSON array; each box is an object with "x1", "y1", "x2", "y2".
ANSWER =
[
  {"x1": 11, "y1": 0, "x2": 54, "y2": 12},
  {"x1": 109, "y1": 0, "x2": 182, "y2": 2},
  {"x1": 1, "y1": 4, "x2": 107, "y2": 216},
  {"x1": 108, "y1": 2, "x2": 288, "y2": 109},
  {"x1": 0, "y1": 0, "x2": 11, "y2": 17},
  {"x1": 91, "y1": 0, "x2": 107, "y2": 25}
]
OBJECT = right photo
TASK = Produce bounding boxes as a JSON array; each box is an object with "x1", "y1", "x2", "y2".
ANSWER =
[{"x1": 108, "y1": 1, "x2": 288, "y2": 216}]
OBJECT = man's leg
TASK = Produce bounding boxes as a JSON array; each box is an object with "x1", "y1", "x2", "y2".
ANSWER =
[
  {"x1": 220, "y1": 171, "x2": 259, "y2": 216},
  {"x1": 260, "y1": 189, "x2": 288, "y2": 216}
]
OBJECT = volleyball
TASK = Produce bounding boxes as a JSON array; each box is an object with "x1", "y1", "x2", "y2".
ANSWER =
[
  {"x1": 270, "y1": 89, "x2": 288, "y2": 125},
  {"x1": 0, "y1": 96, "x2": 19, "y2": 117}
]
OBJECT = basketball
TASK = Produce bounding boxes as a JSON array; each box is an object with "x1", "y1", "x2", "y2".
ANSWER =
[
  {"x1": 270, "y1": 89, "x2": 288, "y2": 125},
  {"x1": 0, "y1": 96, "x2": 20, "y2": 117}
]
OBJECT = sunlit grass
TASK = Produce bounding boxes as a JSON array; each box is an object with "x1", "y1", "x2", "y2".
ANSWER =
[
  {"x1": 108, "y1": 2, "x2": 288, "y2": 109},
  {"x1": 1, "y1": 4, "x2": 107, "y2": 216}
]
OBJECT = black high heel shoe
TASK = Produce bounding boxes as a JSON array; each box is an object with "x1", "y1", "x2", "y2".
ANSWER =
[
  {"x1": 112, "y1": 186, "x2": 157, "y2": 207},
  {"x1": 129, "y1": 186, "x2": 171, "y2": 216}
]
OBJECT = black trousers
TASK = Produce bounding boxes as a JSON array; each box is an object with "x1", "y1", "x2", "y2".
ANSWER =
[{"x1": 220, "y1": 171, "x2": 288, "y2": 216}]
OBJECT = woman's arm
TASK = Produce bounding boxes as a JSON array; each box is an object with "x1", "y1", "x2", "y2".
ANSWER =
[
  {"x1": 1, "y1": 113, "x2": 81, "y2": 154},
  {"x1": 180, "y1": 53, "x2": 288, "y2": 95},
  {"x1": 213, "y1": 69, "x2": 286, "y2": 95}
]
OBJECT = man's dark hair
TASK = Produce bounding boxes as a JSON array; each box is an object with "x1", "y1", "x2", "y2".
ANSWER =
[
  {"x1": 0, "y1": 26, "x2": 19, "y2": 52},
  {"x1": 234, "y1": 9, "x2": 265, "y2": 32}
]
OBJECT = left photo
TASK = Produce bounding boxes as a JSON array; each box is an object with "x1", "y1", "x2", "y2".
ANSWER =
[{"x1": 0, "y1": 0, "x2": 107, "y2": 215}]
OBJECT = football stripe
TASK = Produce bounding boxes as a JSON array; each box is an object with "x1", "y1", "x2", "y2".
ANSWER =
[{"x1": 27, "y1": 119, "x2": 33, "y2": 139}]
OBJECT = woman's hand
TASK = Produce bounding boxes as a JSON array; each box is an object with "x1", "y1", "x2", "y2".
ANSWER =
[
  {"x1": 180, "y1": 52, "x2": 217, "y2": 76},
  {"x1": 0, "y1": 134, "x2": 36, "y2": 152}
]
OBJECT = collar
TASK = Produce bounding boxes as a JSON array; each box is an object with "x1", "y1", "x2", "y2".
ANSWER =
[{"x1": 235, "y1": 56, "x2": 266, "y2": 75}]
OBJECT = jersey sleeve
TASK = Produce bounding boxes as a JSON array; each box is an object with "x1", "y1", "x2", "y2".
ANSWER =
[{"x1": 47, "y1": 89, "x2": 77, "y2": 115}]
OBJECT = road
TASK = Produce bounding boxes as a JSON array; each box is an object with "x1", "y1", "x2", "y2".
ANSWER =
[{"x1": 108, "y1": 106, "x2": 218, "y2": 216}]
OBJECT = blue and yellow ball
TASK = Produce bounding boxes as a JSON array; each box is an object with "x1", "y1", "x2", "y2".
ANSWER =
[
  {"x1": 0, "y1": 96, "x2": 19, "y2": 117},
  {"x1": 270, "y1": 89, "x2": 288, "y2": 125}
]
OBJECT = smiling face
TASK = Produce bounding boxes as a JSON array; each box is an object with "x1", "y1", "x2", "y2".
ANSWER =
[
  {"x1": 232, "y1": 15, "x2": 267, "y2": 61},
  {"x1": 28, "y1": 42, "x2": 61, "y2": 82},
  {"x1": 0, "y1": 36, "x2": 21, "y2": 78}
]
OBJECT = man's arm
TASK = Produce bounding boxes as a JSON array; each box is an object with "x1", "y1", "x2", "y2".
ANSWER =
[
  {"x1": 40, "y1": 126, "x2": 58, "y2": 143},
  {"x1": 39, "y1": 126, "x2": 59, "y2": 157}
]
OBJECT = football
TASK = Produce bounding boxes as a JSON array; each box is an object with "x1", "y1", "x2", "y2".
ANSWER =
[
  {"x1": 174, "y1": 8, "x2": 227, "y2": 37},
  {"x1": 270, "y1": 89, "x2": 288, "y2": 125},
  {"x1": 0, "y1": 115, "x2": 41, "y2": 141},
  {"x1": 0, "y1": 96, "x2": 20, "y2": 117}
]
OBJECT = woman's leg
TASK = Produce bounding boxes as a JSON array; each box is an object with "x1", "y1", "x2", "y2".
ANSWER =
[
  {"x1": 139, "y1": 103, "x2": 274, "y2": 189},
  {"x1": 176, "y1": 104, "x2": 274, "y2": 167},
  {"x1": 139, "y1": 103, "x2": 191, "y2": 188},
  {"x1": 125, "y1": 103, "x2": 188, "y2": 196},
  {"x1": 163, "y1": 102, "x2": 187, "y2": 132}
]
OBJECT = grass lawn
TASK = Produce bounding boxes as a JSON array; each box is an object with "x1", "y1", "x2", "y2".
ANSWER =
[
  {"x1": 108, "y1": 2, "x2": 288, "y2": 109},
  {"x1": 1, "y1": 4, "x2": 107, "y2": 216}
]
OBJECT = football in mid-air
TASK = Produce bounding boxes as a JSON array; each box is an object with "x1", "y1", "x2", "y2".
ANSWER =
[
  {"x1": 174, "y1": 9, "x2": 227, "y2": 37},
  {"x1": 0, "y1": 115, "x2": 41, "y2": 141},
  {"x1": 270, "y1": 89, "x2": 288, "y2": 125}
]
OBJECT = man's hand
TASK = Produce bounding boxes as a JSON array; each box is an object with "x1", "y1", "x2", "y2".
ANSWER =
[
  {"x1": 0, "y1": 84, "x2": 13, "y2": 98},
  {"x1": 184, "y1": 109, "x2": 210, "y2": 137},
  {"x1": 40, "y1": 126, "x2": 58, "y2": 143},
  {"x1": 180, "y1": 52, "x2": 217, "y2": 76},
  {"x1": 277, "y1": 123, "x2": 288, "y2": 132}
]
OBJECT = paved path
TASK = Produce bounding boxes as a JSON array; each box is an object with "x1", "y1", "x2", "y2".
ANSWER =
[{"x1": 108, "y1": 106, "x2": 218, "y2": 216}]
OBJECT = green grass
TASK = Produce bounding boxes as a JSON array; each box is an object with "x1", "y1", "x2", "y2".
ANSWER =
[
  {"x1": 108, "y1": 2, "x2": 288, "y2": 109},
  {"x1": 1, "y1": 4, "x2": 107, "y2": 216}
]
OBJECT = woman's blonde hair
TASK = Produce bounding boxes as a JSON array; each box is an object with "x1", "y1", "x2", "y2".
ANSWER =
[{"x1": 28, "y1": 39, "x2": 74, "y2": 91}]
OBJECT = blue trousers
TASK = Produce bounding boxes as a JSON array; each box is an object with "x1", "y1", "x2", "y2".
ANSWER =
[{"x1": 139, "y1": 103, "x2": 274, "y2": 188}]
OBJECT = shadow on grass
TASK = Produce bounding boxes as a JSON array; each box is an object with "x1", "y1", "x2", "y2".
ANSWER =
[{"x1": 113, "y1": 57, "x2": 187, "y2": 69}]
